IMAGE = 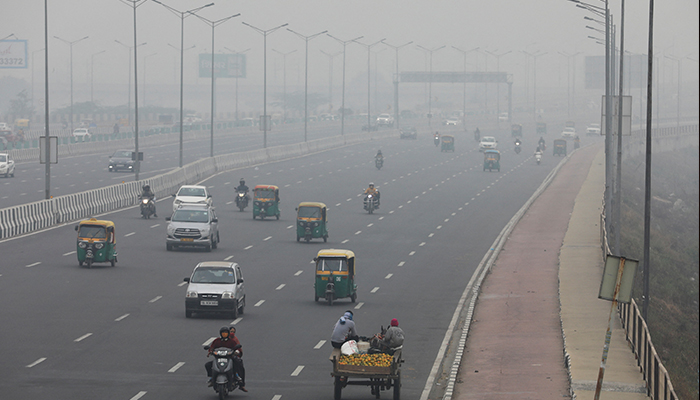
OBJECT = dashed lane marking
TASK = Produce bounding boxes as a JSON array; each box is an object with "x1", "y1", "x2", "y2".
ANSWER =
[{"x1": 168, "y1": 362, "x2": 185, "y2": 373}]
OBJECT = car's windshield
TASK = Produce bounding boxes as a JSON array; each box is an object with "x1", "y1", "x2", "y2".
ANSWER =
[
  {"x1": 191, "y1": 267, "x2": 235, "y2": 284},
  {"x1": 113, "y1": 151, "x2": 131, "y2": 158},
  {"x1": 0, "y1": 155, "x2": 6, "y2": 162},
  {"x1": 171, "y1": 209, "x2": 210, "y2": 222},
  {"x1": 78, "y1": 225, "x2": 107, "y2": 239},
  {"x1": 298, "y1": 206, "x2": 321, "y2": 219},
  {"x1": 178, "y1": 187, "x2": 206, "y2": 197},
  {"x1": 317, "y1": 258, "x2": 347, "y2": 272},
  {"x1": 482, "y1": 137, "x2": 495, "y2": 143},
  {"x1": 254, "y1": 190, "x2": 274, "y2": 200}
]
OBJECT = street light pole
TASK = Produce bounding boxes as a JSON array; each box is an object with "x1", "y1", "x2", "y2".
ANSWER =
[
  {"x1": 243, "y1": 22, "x2": 289, "y2": 148},
  {"x1": 328, "y1": 34, "x2": 364, "y2": 136},
  {"x1": 32, "y1": 47, "x2": 45, "y2": 110},
  {"x1": 115, "y1": 39, "x2": 146, "y2": 130},
  {"x1": 558, "y1": 51, "x2": 582, "y2": 119},
  {"x1": 382, "y1": 40, "x2": 412, "y2": 129},
  {"x1": 195, "y1": 13, "x2": 241, "y2": 157},
  {"x1": 224, "y1": 47, "x2": 250, "y2": 124},
  {"x1": 665, "y1": 55, "x2": 681, "y2": 128},
  {"x1": 54, "y1": 35, "x2": 88, "y2": 134},
  {"x1": 272, "y1": 49, "x2": 297, "y2": 125},
  {"x1": 484, "y1": 50, "x2": 511, "y2": 123},
  {"x1": 90, "y1": 50, "x2": 106, "y2": 103},
  {"x1": 452, "y1": 46, "x2": 479, "y2": 127},
  {"x1": 142, "y1": 52, "x2": 157, "y2": 107},
  {"x1": 152, "y1": 0, "x2": 214, "y2": 168},
  {"x1": 353, "y1": 38, "x2": 385, "y2": 134},
  {"x1": 521, "y1": 50, "x2": 546, "y2": 123},
  {"x1": 287, "y1": 28, "x2": 327, "y2": 142},
  {"x1": 416, "y1": 45, "x2": 445, "y2": 128},
  {"x1": 320, "y1": 50, "x2": 342, "y2": 114}
]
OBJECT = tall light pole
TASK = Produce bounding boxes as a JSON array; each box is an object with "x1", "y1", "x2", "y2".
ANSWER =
[
  {"x1": 382, "y1": 40, "x2": 412, "y2": 129},
  {"x1": 558, "y1": 51, "x2": 582, "y2": 119},
  {"x1": 272, "y1": 49, "x2": 297, "y2": 124},
  {"x1": 522, "y1": 50, "x2": 546, "y2": 122},
  {"x1": 142, "y1": 52, "x2": 157, "y2": 107},
  {"x1": 353, "y1": 38, "x2": 385, "y2": 133},
  {"x1": 32, "y1": 47, "x2": 45, "y2": 110},
  {"x1": 416, "y1": 44, "x2": 445, "y2": 128},
  {"x1": 42, "y1": 1, "x2": 50, "y2": 199},
  {"x1": 372, "y1": 47, "x2": 386, "y2": 117},
  {"x1": 287, "y1": 28, "x2": 327, "y2": 142},
  {"x1": 328, "y1": 34, "x2": 364, "y2": 136},
  {"x1": 452, "y1": 46, "x2": 479, "y2": 126},
  {"x1": 243, "y1": 22, "x2": 289, "y2": 148},
  {"x1": 90, "y1": 50, "x2": 106, "y2": 103},
  {"x1": 484, "y1": 50, "x2": 511, "y2": 123},
  {"x1": 152, "y1": 0, "x2": 213, "y2": 168},
  {"x1": 224, "y1": 47, "x2": 250, "y2": 123},
  {"x1": 54, "y1": 35, "x2": 88, "y2": 133},
  {"x1": 195, "y1": 13, "x2": 241, "y2": 157},
  {"x1": 115, "y1": 39, "x2": 146, "y2": 128},
  {"x1": 320, "y1": 50, "x2": 341, "y2": 114},
  {"x1": 665, "y1": 55, "x2": 681, "y2": 128}
]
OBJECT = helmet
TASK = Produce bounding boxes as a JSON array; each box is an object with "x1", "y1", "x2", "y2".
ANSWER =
[
  {"x1": 219, "y1": 326, "x2": 230, "y2": 338},
  {"x1": 377, "y1": 149, "x2": 382, "y2": 154},
  {"x1": 143, "y1": 185, "x2": 150, "y2": 191},
  {"x1": 369, "y1": 183, "x2": 374, "y2": 188},
  {"x1": 239, "y1": 179, "x2": 245, "y2": 185}
]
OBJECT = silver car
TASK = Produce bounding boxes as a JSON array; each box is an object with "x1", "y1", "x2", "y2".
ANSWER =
[
  {"x1": 184, "y1": 261, "x2": 246, "y2": 318},
  {"x1": 0, "y1": 153, "x2": 15, "y2": 178},
  {"x1": 166, "y1": 204, "x2": 219, "y2": 251}
]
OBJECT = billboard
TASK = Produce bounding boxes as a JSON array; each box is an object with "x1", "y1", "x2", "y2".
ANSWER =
[
  {"x1": 199, "y1": 53, "x2": 246, "y2": 78},
  {"x1": 0, "y1": 39, "x2": 28, "y2": 69}
]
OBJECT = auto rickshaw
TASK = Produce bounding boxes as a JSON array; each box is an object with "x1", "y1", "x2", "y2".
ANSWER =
[
  {"x1": 252, "y1": 184, "x2": 280, "y2": 220},
  {"x1": 296, "y1": 202, "x2": 329, "y2": 243},
  {"x1": 74, "y1": 218, "x2": 118, "y2": 268},
  {"x1": 483, "y1": 149, "x2": 501, "y2": 172},
  {"x1": 440, "y1": 135, "x2": 454, "y2": 152},
  {"x1": 536, "y1": 122, "x2": 547, "y2": 135},
  {"x1": 553, "y1": 139, "x2": 567, "y2": 156},
  {"x1": 511, "y1": 124, "x2": 522, "y2": 137},
  {"x1": 314, "y1": 249, "x2": 357, "y2": 305}
]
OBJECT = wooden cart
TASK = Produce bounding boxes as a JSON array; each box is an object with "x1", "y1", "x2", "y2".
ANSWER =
[{"x1": 330, "y1": 347, "x2": 403, "y2": 400}]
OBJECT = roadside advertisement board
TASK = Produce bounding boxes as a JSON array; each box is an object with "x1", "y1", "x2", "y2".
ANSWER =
[
  {"x1": 198, "y1": 53, "x2": 246, "y2": 78},
  {"x1": 0, "y1": 39, "x2": 28, "y2": 69}
]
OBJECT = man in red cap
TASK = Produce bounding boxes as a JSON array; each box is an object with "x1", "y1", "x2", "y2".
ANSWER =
[{"x1": 380, "y1": 318, "x2": 404, "y2": 353}]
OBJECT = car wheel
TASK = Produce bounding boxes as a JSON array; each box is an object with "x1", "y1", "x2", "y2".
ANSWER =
[
  {"x1": 238, "y1": 298, "x2": 245, "y2": 315},
  {"x1": 205, "y1": 242, "x2": 212, "y2": 252},
  {"x1": 231, "y1": 301, "x2": 239, "y2": 319},
  {"x1": 212, "y1": 234, "x2": 218, "y2": 249}
]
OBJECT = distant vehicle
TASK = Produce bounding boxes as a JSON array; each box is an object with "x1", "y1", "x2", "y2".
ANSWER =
[
  {"x1": 444, "y1": 117, "x2": 460, "y2": 126},
  {"x1": 108, "y1": 150, "x2": 135, "y2": 172},
  {"x1": 0, "y1": 122, "x2": 9, "y2": 130},
  {"x1": 399, "y1": 126, "x2": 418, "y2": 139},
  {"x1": 72, "y1": 128, "x2": 91, "y2": 139},
  {"x1": 561, "y1": 127, "x2": 576, "y2": 139},
  {"x1": 166, "y1": 204, "x2": 219, "y2": 252},
  {"x1": 498, "y1": 112, "x2": 509, "y2": 122},
  {"x1": 565, "y1": 120, "x2": 576, "y2": 129},
  {"x1": 0, "y1": 152, "x2": 16, "y2": 177},
  {"x1": 172, "y1": 185, "x2": 213, "y2": 212},
  {"x1": 586, "y1": 123, "x2": 601, "y2": 136},
  {"x1": 479, "y1": 136, "x2": 498, "y2": 152},
  {"x1": 376, "y1": 113, "x2": 395, "y2": 127}
]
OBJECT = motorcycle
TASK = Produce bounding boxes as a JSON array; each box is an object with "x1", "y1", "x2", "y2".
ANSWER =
[
  {"x1": 375, "y1": 157, "x2": 383, "y2": 170},
  {"x1": 434, "y1": 134, "x2": 440, "y2": 146},
  {"x1": 139, "y1": 196, "x2": 155, "y2": 219},
  {"x1": 205, "y1": 344, "x2": 243, "y2": 400},
  {"x1": 474, "y1": 131, "x2": 480, "y2": 142},
  {"x1": 535, "y1": 152, "x2": 542, "y2": 165},
  {"x1": 235, "y1": 190, "x2": 249, "y2": 212},
  {"x1": 514, "y1": 144, "x2": 521, "y2": 154},
  {"x1": 364, "y1": 194, "x2": 378, "y2": 214}
]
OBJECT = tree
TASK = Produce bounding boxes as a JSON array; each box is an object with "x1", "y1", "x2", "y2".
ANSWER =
[{"x1": 8, "y1": 89, "x2": 34, "y2": 118}]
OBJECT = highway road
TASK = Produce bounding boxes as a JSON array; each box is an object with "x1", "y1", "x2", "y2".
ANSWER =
[{"x1": 0, "y1": 123, "x2": 598, "y2": 400}]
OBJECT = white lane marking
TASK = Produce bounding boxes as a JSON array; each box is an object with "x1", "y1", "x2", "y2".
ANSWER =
[
  {"x1": 409, "y1": 251, "x2": 416, "y2": 256},
  {"x1": 125, "y1": 232, "x2": 135, "y2": 237},
  {"x1": 272, "y1": 396, "x2": 282, "y2": 400},
  {"x1": 429, "y1": 233, "x2": 435, "y2": 238},
  {"x1": 437, "y1": 225, "x2": 443, "y2": 230},
  {"x1": 458, "y1": 207, "x2": 463, "y2": 211},
  {"x1": 291, "y1": 365, "x2": 305, "y2": 376},
  {"x1": 231, "y1": 317, "x2": 243, "y2": 325},
  {"x1": 254, "y1": 300, "x2": 265, "y2": 307},
  {"x1": 341, "y1": 239, "x2": 349, "y2": 244},
  {"x1": 471, "y1": 198, "x2": 475, "y2": 201},
  {"x1": 451, "y1": 212, "x2": 456, "y2": 216},
  {"x1": 398, "y1": 261, "x2": 405, "y2": 267},
  {"x1": 355, "y1": 231, "x2": 361, "y2": 235},
  {"x1": 276, "y1": 284, "x2": 285, "y2": 290},
  {"x1": 335, "y1": 203, "x2": 341, "y2": 207},
  {"x1": 385, "y1": 274, "x2": 393, "y2": 279},
  {"x1": 130, "y1": 392, "x2": 147, "y2": 400},
  {"x1": 379, "y1": 216, "x2": 385, "y2": 220},
  {"x1": 287, "y1": 225, "x2": 293, "y2": 229},
  {"x1": 354, "y1": 302, "x2": 364, "y2": 309},
  {"x1": 314, "y1": 340, "x2": 326, "y2": 349},
  {"x1": 74, "y1": 333, "x2": 93, "y2": 342},
  {"x1": 398, "y1": 205, "x2": 403, "y2": 209},
  {"x1": 295, "y1": 270, "x2": 303, "y2": 276},
  {"x1": 178, "y1": 281, "x2": 187, "y2": 287},
  {"x1": 367, "y1": 223, "x2": 373, "y2": 227},
  {"x1": 149, "y1": 296, "x2": 162, "y2": 303},
  {"x1": 26, "y1": 358, "x2": 47, "y2": 368},
  {"x1": 407, "y1": 200, "x2": 411, "y2": 204},
  {"x1": 346, "y1": 198, "x2": 352, "y2": 202},
  {"x1": 284, "y1": 184, "x2": 291, "y2": 188},
  {"x1": 226, "y1": 201, "x2": 233, "y2": 205},
  {"x1": 419, "y1": 242, "x2": 426, "y2": 246},
  {"x1": 115, "y1": 314, "x2": 130, "y2": 321},
  {"x1": 244, "y1": 245, "x2": 253, "y2": 250},
  {"x1": 63, "y1": 251, "x2": 76, "y2": 256},
  {"x1": 203, "y1": 337, "x2": 216, "y2": 346},
  {"x1": 224, "y1": 255, "x2": 234, "y2": 261},
  {"x1": 444, "y1": 218, "x2": 450, "y2": 222},
  {"x1": 264, "y1": 236, "x2": 272, "y2": 241},
  {"x1": 25, "y1": 262, "x2": 41, "y2": 268},
  {"x1": 415, "y1": 195, "x2": 419, "y2": 199},
  {"x1": 150, "y1": 224, "x2": 160, "y2": 228},
  {"x1": 370, "y1": 287, "x2": 379, "y2": 293},
  {"x1": 389, "y1": 210, "x2": 395, "y2": 214}
]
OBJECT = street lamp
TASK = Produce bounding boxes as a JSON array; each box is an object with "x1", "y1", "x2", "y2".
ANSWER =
[
  {"x1": 115, "y1": 40, "x2": 146, "y2": 128},
  {"x1": 320, "y1": 50, "x2": 342, "y2": 114},
  {"x1": 32, "y1": 47, "x2": 45, "y2": 109},
  {"x1": 382, "y1": 40, "x2": 412, "y2": 129},
  {"x1": 152, "y1": 0, "x2": 213, "y2": 167},
  {"x1": 243, "y1": 22, "x2": 289, "y2": 148},
  {"x1": 224, "y1": 47, "x2": 250, "y2": 123},
  {"x1": 287, "y1": 28, "x2": 327, "y2": 142},
  {"x1": 521, "y1": 50, "x2": 546, "y2": 122},
  {"x1": 54, "y1": 35, "x2": 88, "y2": 133},
  {"x1": 353, "y1": 38, "x2": 385, "y2": 133},
  {"x1": 272, "y1": 49, "x2": 297, "y2": 124},
  {"x1": 195, "y1": 12, "x2": 241, "y2": 157},
  {"x1": 0, "y1": 33, "x2": 16, "y2": 41},
  {"x1": 328, "y1": 34, "x2": 364, "y2": 135},
  {"x1": 91, "y1": 50, "x2": 106, "y2": 103},
  {"x1": 452, "y1": 46, "x2": 479, "y2": 126},
  {"x1": 484, "y1": 50, "x2": 511, "y2": 123},
  {"x1": 558, "y1": 51, "x2": 582, "y2": 119},
  {"x1": 416, "y1": 45, "x2": 445, "y2": 128},
  {"x1": 142, "y1": 52, "x2": 157, "y2": 107}
]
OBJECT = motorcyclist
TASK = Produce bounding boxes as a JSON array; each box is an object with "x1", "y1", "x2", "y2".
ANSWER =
[
  {"x1": 140, "y1": 185, "x2": 157, "y2": 217},
  {"x1": 364, "y1": 183, "x2": 380, "y2": 207},
  {"x1": 375, "y1": 150, "x2": 383, "y2": 161},
  {"x1": 574, "y1": 135, "x2": 581, "y2": 148},
  {"x1": 514, "y1": 137, "x2": 522, "y2": 147},
  {"x1": 234, "y1": 178, "x2": 249, "y2": 194},
  {"x1": 538, "y1": 136, "x2": 546, "y2": 150},
  {"x1": 205, "y1": 327, "x2": 246, "y2": 390},
  {"x1": 474, "y1": 127, "x2": 480, "y2": 142}
]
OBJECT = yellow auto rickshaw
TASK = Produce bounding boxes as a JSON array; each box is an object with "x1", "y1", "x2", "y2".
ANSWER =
[
  {"x1": 296, "y1": 202, "x2": 328, "y2": 243},
  {"x1": 314, "y1": 249, "x2": 357, "y2": 305},
  {"x1": 74, "y1": 218, "x2": 118, "y2": 268},
  {"x1": 483, "y1": 149, "x2": 501, "y2": 172},
  {"x1": 441, "y1": 135, "x2": 454, "y2": 152},
  {"x1": 253, "y1": 184, "x2": 280, "y2": 220},
  {"x1": 553, "y1": 139, "x2": 567, "y2": 156}
]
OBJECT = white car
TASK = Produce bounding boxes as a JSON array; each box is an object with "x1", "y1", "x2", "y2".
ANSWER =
[
  {"x1": 498, "y1": 112, "x2": 509, "y2": 122},
  {"x1": 184, "y1": 261, "x2": 246, "y2": 318},
  {"x1": 444, "y1": 117, "x2": 460, "y2": 126},
  {"x1": 586, "y1": 123, "x2": 601, "y2": 136},
  {"x1": 0, "y1": 153, "x2": 15, "y2": 177},
  {"x1": 0, "y1": 122, "x2": 9, "y2": 130},
  {"x1": 172, "y1": 185, "x2": 213, "y2": 211},
  {"x1": 376, "y1": 113, "x2": 394, "y2": 127},
  {"x1": 561, "y1": 127, "x2": 576, "y2": 139},
  {"x1": 72, "y1": 128, "x2": 91, "y2": 139},
  {"x1": 479, "y1": 136, "x2": 498, "y2": 151}
]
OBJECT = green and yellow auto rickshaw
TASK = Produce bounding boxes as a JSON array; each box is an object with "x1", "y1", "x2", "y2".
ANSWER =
[
  {"x1": 511, "y1": 124, "x2": 522, "y2": 137},
  {"x1": 314, "y1": 249, "x2": 357, "y2": 305},
  {"x1": 536, "y1": 122, "x2": 547, "y2": 135},
  {"x1": 253, "y1": 184, "x2": 280, "y2": 220},
  {"x1": 441, "y1": 135, "x2": 454, "y2": 152},
  {"x1": 74, "y1": 218, "x2": 118, "y2": 268},
  {"x1": 553, "y1": 139, "x2": 567, "y2": 156},
  {"x1": 483, "y1": 149, "x2": 501, "y2": 172},
  {"x1": 296, "y1": 202, "x2": 328, "y2": 243}
]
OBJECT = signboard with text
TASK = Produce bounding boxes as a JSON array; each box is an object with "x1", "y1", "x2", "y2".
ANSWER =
[
  {"x1": 199, "y1": 53, "x2": 246, "y2": 78},
  {"x1": 0, "y1": 40, "x2": 28, "y2": 69}
]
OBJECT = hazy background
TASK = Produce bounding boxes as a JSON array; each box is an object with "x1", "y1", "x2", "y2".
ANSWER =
[{"x1": 1, "y1": 0, "x2": 698, "y2": 119}]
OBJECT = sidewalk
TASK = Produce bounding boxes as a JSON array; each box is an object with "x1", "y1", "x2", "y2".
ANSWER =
[{"x1": 451, "y1": 145, "x2": 650, "y2": 399}]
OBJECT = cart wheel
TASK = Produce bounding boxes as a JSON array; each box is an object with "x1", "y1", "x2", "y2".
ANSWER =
[
  {"x1": 393, "y1": 372, "x2": 401, "y2": 400},
  {"x1": 334, "y1": 376, "x2": 343, "y2": 400}
]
